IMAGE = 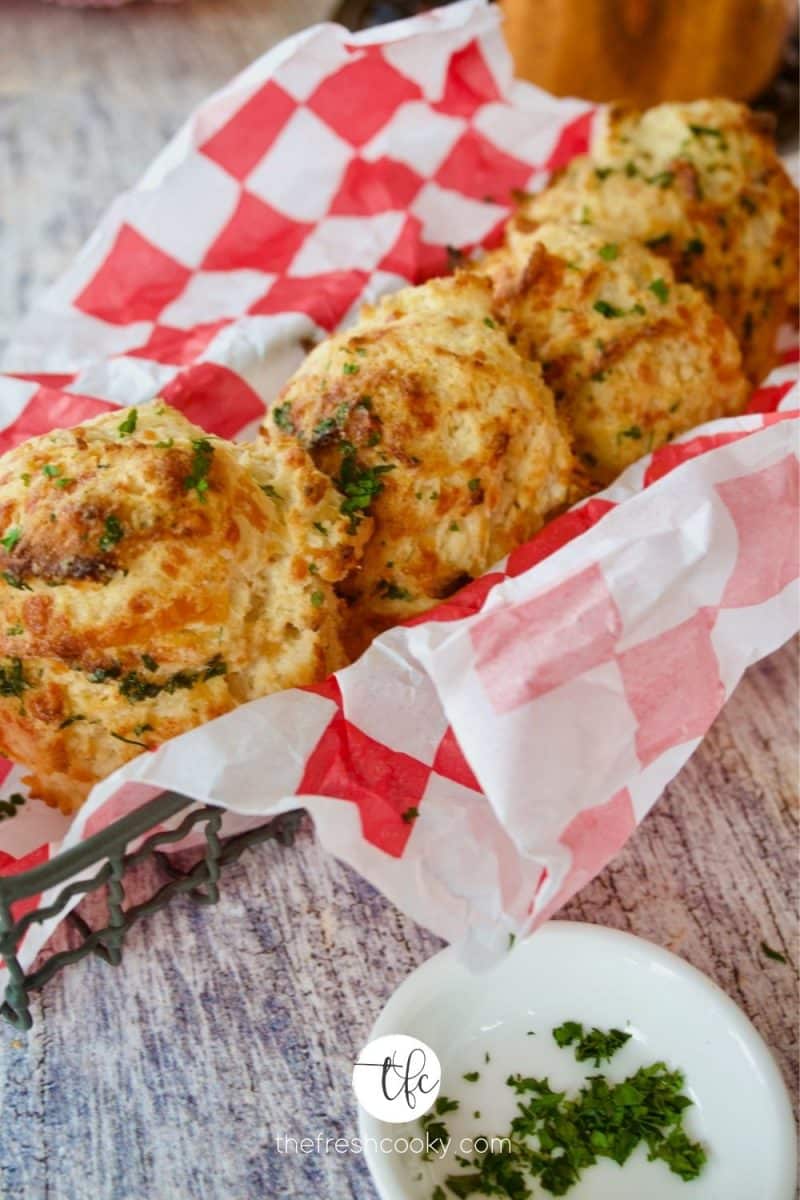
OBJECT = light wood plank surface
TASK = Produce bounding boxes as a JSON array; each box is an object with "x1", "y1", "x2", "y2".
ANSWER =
[
  {"x1": 0, "y1": 4, "x2": 797, "y2": 1198},
  {"x1": 0, "y1": 0, "x2": 334, "y2": 358}
]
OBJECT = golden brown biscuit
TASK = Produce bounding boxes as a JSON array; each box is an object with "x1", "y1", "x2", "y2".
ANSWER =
[
  {"x1": 518, "y1": 99, "x2": 798, "y2": 383},
  {"x1": 482, "y1": 221, "x2": 749, "y2": 486},
  {"x1": 267, "y1": 272, "x2": 574, "y2": 655},
  {"x1": 0, "y1": 402, "x2": 367, "y2": 812}
]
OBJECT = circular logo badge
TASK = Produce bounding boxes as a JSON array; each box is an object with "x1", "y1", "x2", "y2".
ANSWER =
[{"x1": 352, "y1": 1034, "x2": 441, "y2": 1123}]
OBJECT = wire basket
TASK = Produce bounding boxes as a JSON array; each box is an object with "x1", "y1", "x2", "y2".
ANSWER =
[{"x1": 0, "y1": 793, "x2": 302, "y2": 1031}]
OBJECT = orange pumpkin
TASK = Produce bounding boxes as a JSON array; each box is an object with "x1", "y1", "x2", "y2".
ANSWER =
[{"x1": 500, "y1": 0, "x2": 792, "y2": 104}]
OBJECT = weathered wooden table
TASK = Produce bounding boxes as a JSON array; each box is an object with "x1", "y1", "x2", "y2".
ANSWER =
[{"x1": 0, "y1": 3, "x2": 796, "y2": 1198}]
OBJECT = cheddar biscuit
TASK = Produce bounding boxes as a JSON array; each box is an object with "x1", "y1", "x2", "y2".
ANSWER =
[
  {"x1": 482, "y1": 221, "x2": 748, "y2": 485},
  {"x1": 0, "y1": 402, "x2": 366, "y2": 812},
  {"x1": 519, "y1": 99, "x2": 798, "y2": 383},
  {"x1": 268, "y1": 272, "x2": 574, "y2": 654}
]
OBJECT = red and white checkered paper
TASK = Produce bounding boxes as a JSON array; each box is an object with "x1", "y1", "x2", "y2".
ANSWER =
[{"x1": 1, "y1": 0, "x2": 798, "y2": 979}]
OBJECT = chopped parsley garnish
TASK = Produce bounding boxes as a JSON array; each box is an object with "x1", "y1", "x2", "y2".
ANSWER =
[
  {"x1": 201, "y1": 655, "x2": 227, "y2": 681},
  {"x1": 59, "y1": 714, "x2": 86, "y2": 729},
  {"x1": 311, "y1": 402, "x2": 352, "y2": 444},
  {"x1": 760, "y1": 941, "x2": 787, "y2": 964},
  {"x1": 1, "y1": 527, "x2": 21, "y2": 553},
  {"x1": 260, "y1": 483, "x2": 282, "y2": 502},
  {"x1": 376, "y1": 579, "x2": 413, "y2": 601},
  {"x1": 88, "y1": 665, "x2": 121, "y2": 684},
  {"x1": 0, "y1": 658, "x2": 28, "y2": 700},
  {"x1": 689, "y1": 123, "x2": 723, "y2": 140},
  {"x1": 552, "y1": 1020, "x2": 582, "y2": 1047},
  {"x1": 21, "y1": 473, "x2": 31, "y2": 487},
  {"x1": 0, "y1": 793, "x2": 25, "y2": 822},
  {"x1": 449, "y1": 522, "x2": 460, "y2": 533},
  {"x1": 92, "y1": 656, "x2": 225, "y2": 700},
  {"x1": 311, "y1": 416, "x2": 338, "y2": 442},
  {"x1": 2, "y1": 571, "x2": 31, "y2": 591},
  {"x1": 596, "y1": 294, "x2": 644, "y2": 321},
  {"x1": 272, "y1": 402, "x2": 295, "y2": 432},
  {"x1": 598, "y1": 243, "x2": 619, "y2": 261},
  {"x1": 648, "y1": 170, "x2": 674, "y2": 188},
  {"x1": 118, "y1": 409, "x2": 138, "y2": 437},
  {"x1": 649, "y1": 278, "x2": 670, "y2": 304},
  {"x1": 155, "y1": 438, "x2": 174, "y2": 449},
  {"x1": 6, "y1": 623, "x2": 23, "y2": 637},
  {"x1": 593, "y1": 300, "x2": 624, "y2": 319},
  {"x1": 483, "y1": 317, "x2": 497, "y2": 329},
  {"x1": 42, "y1": 463, "x2": 61, "y2": 478},
  {"x1": 342, "y1": 362, "x2": 359, "y2": 375},
  {"x1": 463, "y1": 1071, "x2": 480, "y2": 1082},
  {"x1": 125, "y1": 662, "x2": 225, "y2": 700},
  {"x1": 620, "y1": 425, "x2": 643, "y2": 440},
  {"x1": 685, "y1": 238, "x2": 705, "y2": 256},
  {"x1": 119, "y1": 672, "x2": 161, "y2": 702},
  {"x1": 580, "y1": 205, "x2": 592, "y2": 224},
  {"x1": 594, "y1": 166, "x2": 613, "y2": 181},
  {"x1": 99, "y1": 515, "x2": 124, "y2": 553},
  {"x1": 310, "y1": 590, "x2": 324, "y2": 608},
  {"x1": 312, "y1": 521, "x2": 328, "y2": 537},
  {"x1": 336, "y1": 444, "x2": 395, "y2": 530},
  {"x1": 552, "y1": 1020, "x2": 631, "y2": 1066},
  {"x1": 183, "y1": 438, "x2": 214, "y2": 503},
  {"x1": 110, "y1": 731, "x2": 150, "y2": 749},
  {"x1": 401, "y1": 806, "x2": 419, "y2": 824},
  {"x1": 425, "y1": 1029, "x2": 706, "y2": 1198},
  {"x1": 467, "y1": 477, "x2": 480, "y2": 492},
  {"x1": 419, "y1": 1095, "x2": 460, "y2": 1163}
]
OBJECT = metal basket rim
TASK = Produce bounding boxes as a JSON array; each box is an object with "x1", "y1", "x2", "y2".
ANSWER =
[{"x1": 0, "y1": 789, "x2": 200, "y2": 904}]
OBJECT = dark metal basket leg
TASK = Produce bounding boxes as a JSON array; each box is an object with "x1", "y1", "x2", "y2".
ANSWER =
[
  {"x1": 193, "y1": 810, "x2": 223, "y2": 904},
  {"x1": 0, "y1": 902, "x2": 32, "y2": 1031},
  {"x1": 101, "y1": 853, "x2": 126, "y2": 966}
]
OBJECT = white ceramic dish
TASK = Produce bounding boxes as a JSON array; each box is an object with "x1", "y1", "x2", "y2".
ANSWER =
[{"x1": 358, "y1": 921, "x2": 796, "y2": 1200}]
